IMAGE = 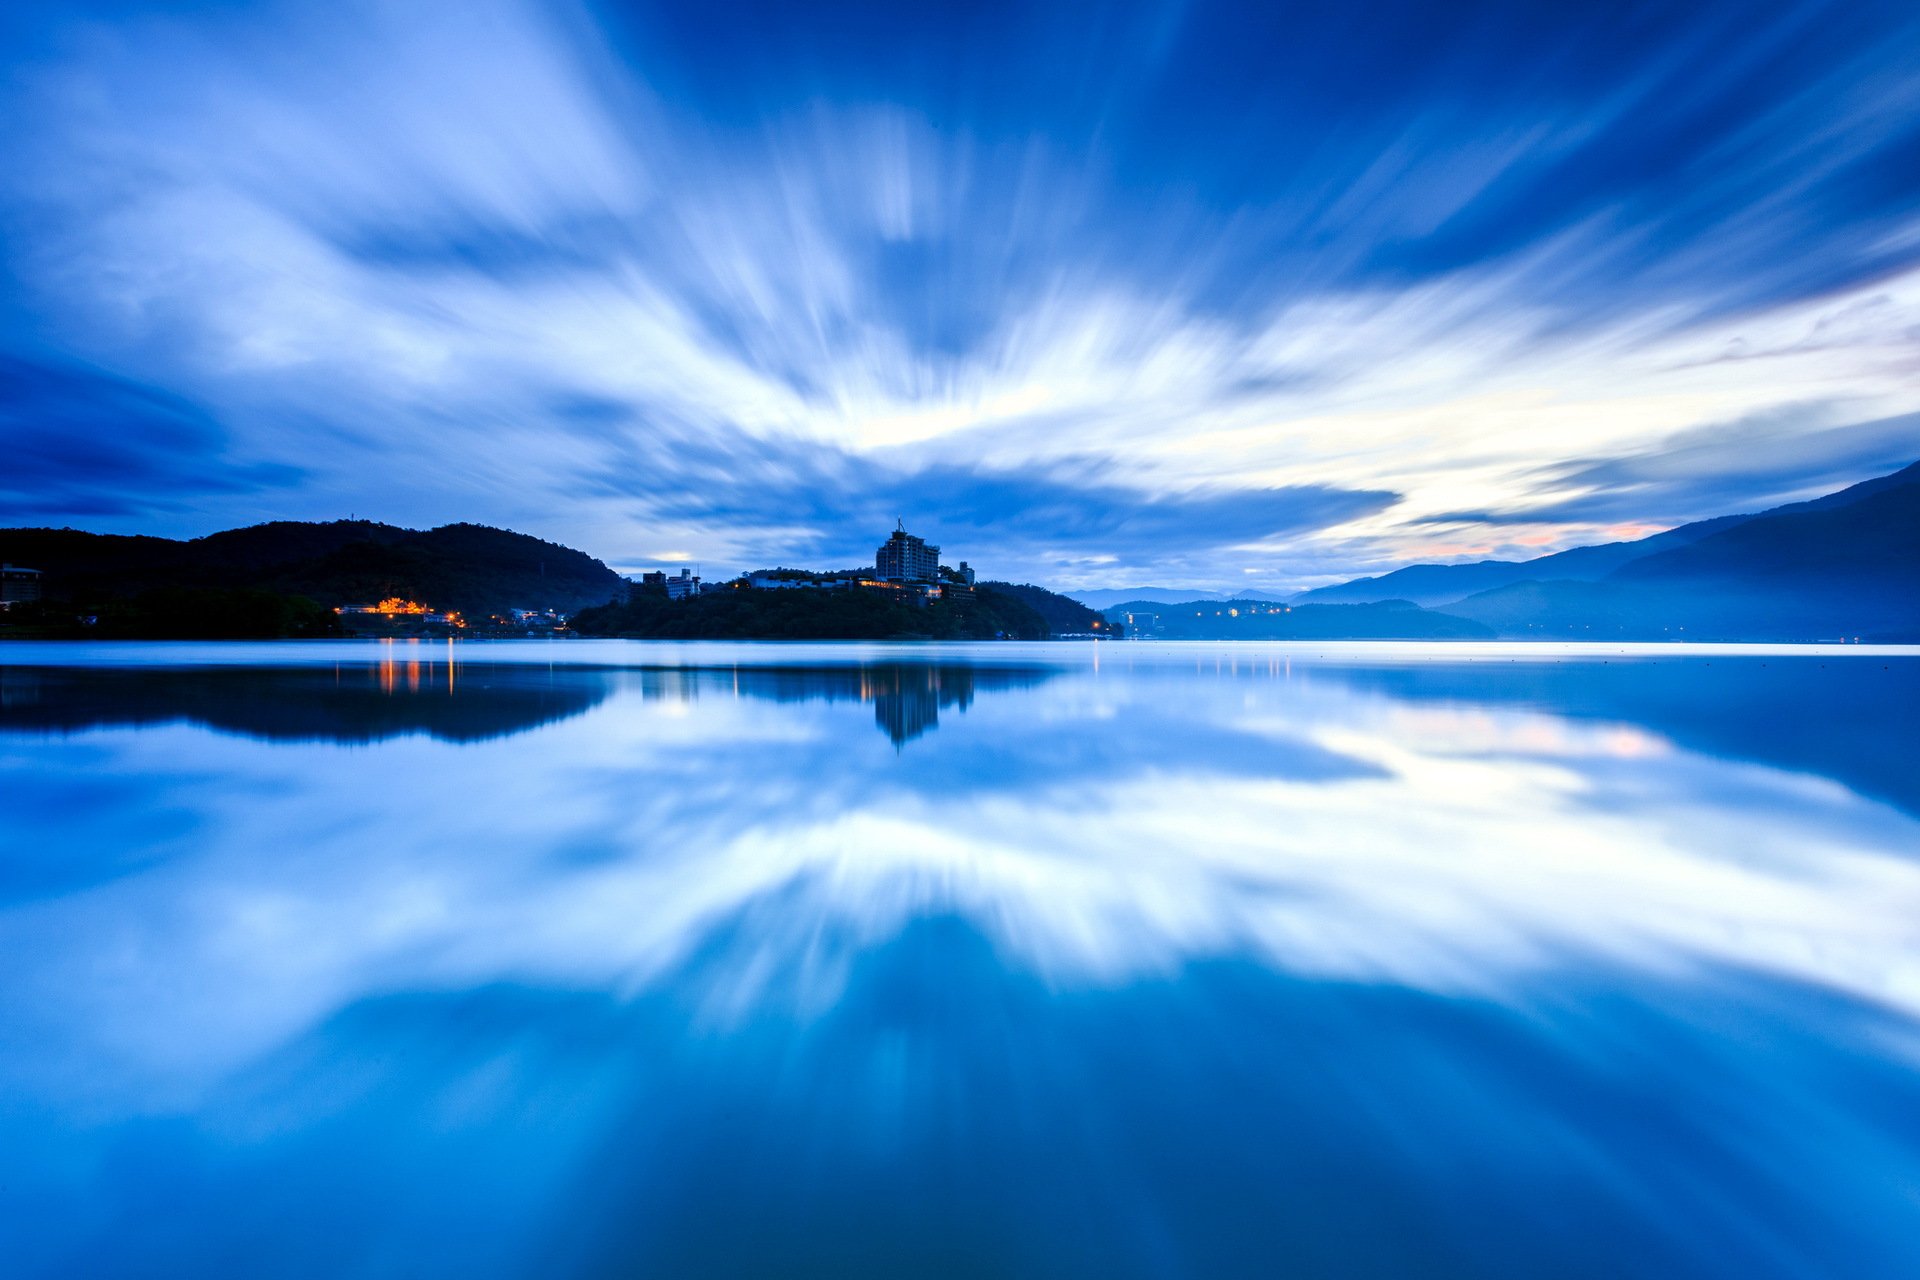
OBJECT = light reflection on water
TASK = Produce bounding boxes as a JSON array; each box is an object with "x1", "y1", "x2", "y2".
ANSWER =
[{"x1": 2, "y1": 641, "x2": 1918, "y2": 1278}]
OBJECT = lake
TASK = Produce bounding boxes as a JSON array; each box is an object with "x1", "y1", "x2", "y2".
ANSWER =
[{"x1": 3, "y1": 639, "x2": 1918, "y2": 1278}]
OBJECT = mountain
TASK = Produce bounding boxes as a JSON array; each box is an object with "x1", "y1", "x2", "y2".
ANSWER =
[
  {"x1": 1, "y1": 520, "x2": 627, "y2": 618},
  {"x1": 1292, "y1": 465, "x2": 1920, "y2": 608},
  {"x1": 1291, "y1": 513, "x2": 1751, "y2": 607},
  {"x1": 1440, "y1": 463, "x2": 1920, "y2": 641},
  {"x1": 1296, "y1": 460, "x2": 1919, "y2": 611}
]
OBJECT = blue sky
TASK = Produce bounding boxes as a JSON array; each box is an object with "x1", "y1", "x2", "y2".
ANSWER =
[{"x1": 2, "y1": 0, "x2": 1917, "y2": 589}]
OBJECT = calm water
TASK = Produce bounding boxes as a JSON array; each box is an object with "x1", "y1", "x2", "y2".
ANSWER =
[{"x1": 3, "y1": 640, "x2": 1919, "y2": 1278}]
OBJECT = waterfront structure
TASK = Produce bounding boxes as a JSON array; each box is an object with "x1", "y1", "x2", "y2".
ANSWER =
[
  {"x1": 876, "y1": 521, "x2": 940, "y2": 583},
  {"x1": 0, "y1": 564, "x2": 42, "y2": 607},
  {"x1": 665, "y1": 568, "x2": 701, "y2": 599},
  {"x1": 335, "y1": 598, "x2": 465, "y2": 631}
]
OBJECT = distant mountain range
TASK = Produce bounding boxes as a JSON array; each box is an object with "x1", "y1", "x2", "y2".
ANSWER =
[
  {"x1": 1097, "y1": 460, "x2": 1920, "y2": 641},
  {"x1": 1294, "y1": 461, "x2": 1919, "y2": 609},
  {"x1": 1439, "y1": 463, "x2": 1920, "y2": 640}
]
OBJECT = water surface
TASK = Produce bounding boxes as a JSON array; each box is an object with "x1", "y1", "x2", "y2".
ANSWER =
[{"x1": 3, "y1": 640, "x2": 1918, "y2": 1277}]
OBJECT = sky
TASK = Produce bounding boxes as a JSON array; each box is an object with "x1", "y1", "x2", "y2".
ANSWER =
[{"x1": 2, "y1": 0, "x2": 1917, "y2": 591}]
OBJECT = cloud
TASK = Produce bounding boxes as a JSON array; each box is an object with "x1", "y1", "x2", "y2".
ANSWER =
[
  {"x1": 0, "y1": 356, "x2": 302, "y2": 519},
  {"x1": 0, "y1": 0, "x2": 1917, "y2": 587},
  {"x1": 1484, "y1": 406, "x2": 1920, "y2": 527}
]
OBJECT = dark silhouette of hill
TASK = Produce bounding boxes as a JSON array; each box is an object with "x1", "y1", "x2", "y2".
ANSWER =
[
  {"x1": 978, "y1": 582, "x2": 1110, "y2": 635},
  {"x1": 1439, "y1": 464, "x2": 1920, "y2": 640},
  {"x1": 1292, "y1": 514, "x2": 1749, "y2": 607},
  {"x1": 1, "y1": 519, "x2": 626, "y2": 617},
  {"x1": 1294, "y1": 461, "x2": 1919, "y2": 608}
]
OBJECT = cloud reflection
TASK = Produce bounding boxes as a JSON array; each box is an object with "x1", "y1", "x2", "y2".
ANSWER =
[
  {"x1": 0, "y1": 658, "x2": 1065, "y2": 749},
  {"x1": 4, "y1": 647, "x2": 1920, "y2": 1273},
  {"x1": 1, "y1": 649, "x2": 1916, "y2": 1068}
]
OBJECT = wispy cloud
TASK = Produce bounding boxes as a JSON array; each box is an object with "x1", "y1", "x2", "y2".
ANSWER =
[
  {"x1": 0, "y1": 356, "x2": 302, "y2": 519},
  {"x1": 1, "y1": 0, "x2": 1916, "y2": 587}
]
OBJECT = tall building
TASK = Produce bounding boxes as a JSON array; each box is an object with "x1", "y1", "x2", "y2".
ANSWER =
[
  {"x1": 664, "y1": 568, "x2": 701, "y2": 599},
  {"x1": 875, "y1": 521, "x2": 940, "y2": 582}
]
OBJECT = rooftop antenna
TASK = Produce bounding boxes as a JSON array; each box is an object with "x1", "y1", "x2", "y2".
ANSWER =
[{"x1": 896, "y1": 517, "x2": 905, "y2": 532}]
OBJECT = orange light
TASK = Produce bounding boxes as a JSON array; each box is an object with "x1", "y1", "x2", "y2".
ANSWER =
[{"x1": 372, "y1": 597, "x2": 434, "y2": 615}]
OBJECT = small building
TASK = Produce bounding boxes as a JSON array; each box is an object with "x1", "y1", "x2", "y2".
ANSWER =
[
  {"x1": 665, "y1": 568, "x2": 701, "y2": 600},
  {"x1": 0, "y1": 565, "x2": 42, "y2": 607},
  {"x1": 954, "y1": 561, "x2": 976, "y2": 586}
]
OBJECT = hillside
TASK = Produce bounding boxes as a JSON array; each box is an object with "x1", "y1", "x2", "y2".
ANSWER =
[
  {"x1": 1291, "y1": 513, "x2": 1751, "y2": 607},
  {"x1": 1, "y1": 520, "x2": 627, "y2": 618},
  {"x1": 979, "y1": 582, "x2": 1112, "y2": 635},
  {"x1": 1293, "y1": 463, "x2": 1920, "y2": 608},
  {"x1": 1440, "y1": 467, "x2": 1920, "y2": 640}
]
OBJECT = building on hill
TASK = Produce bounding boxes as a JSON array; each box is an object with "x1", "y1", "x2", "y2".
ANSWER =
[
  {"x1": 665, "y1": 568, "x2": 701, "y2": 600},
  {"x1": 876, "y1": 521, "x2": 940, "y2": 583},
  {"x1": 746, "y1": 572, "x2": 814, "y2": 590},
  {"x1": 1, "y1": 565, "x2": 42, "y2": 607}
]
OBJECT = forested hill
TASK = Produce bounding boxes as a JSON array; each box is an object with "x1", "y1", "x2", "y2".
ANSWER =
[
  {"x1": 1442, "y1": 467, "x2": 1920, "y2": 641},
  {"x1": 977, "y1": 582, "x2": 1109, "y2": 634},
  {"x1": 1, "y1": 520, "x2": 627, "y2": 617}
]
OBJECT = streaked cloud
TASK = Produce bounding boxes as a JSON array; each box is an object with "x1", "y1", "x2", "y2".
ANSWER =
[{"x1": 1, "y1": 0, "x2": 1916, "y2": 586}]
